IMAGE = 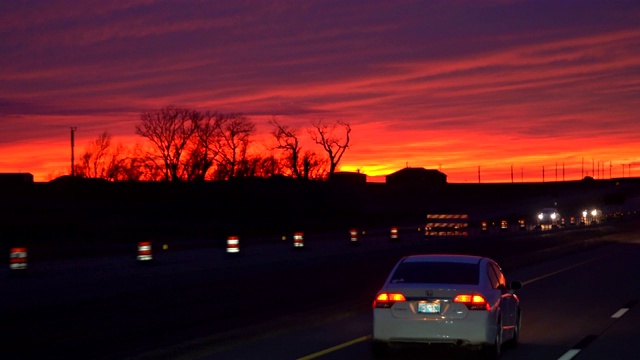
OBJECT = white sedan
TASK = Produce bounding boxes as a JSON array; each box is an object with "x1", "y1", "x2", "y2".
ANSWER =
[{"x1": 372, "y1": 254, "x2": 522, "y2": 359}]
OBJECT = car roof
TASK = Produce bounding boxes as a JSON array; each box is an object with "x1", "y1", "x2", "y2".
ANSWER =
[{"x1": 401, "y1": 254, "x2": 485, "y2": 264}]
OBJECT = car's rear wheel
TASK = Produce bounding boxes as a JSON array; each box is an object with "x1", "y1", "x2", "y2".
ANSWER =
[
  {"x1": 506, "y1": 310, "x2": 521, "y2": 348},
  {"x1": 482, "y1": 322, "x2": 502, "y2": 360}
]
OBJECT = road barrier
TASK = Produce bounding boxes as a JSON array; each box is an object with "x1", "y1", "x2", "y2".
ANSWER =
[
  {"x1": 425, "y1": 214, "x2": 469, "y2": 236},
  {"x1": 500, "y1": 220, "x2": 508, "y2": 231},
  {"x1": 226, "y1": 236, "x2": 240, "y2": 254},
  {"x1": 9, "y1": 247, "x2": 28, "y2": 271},
  {"x1": 293, "y1": 232, "x2": 304, "y2": 248},
  {"x1": 349, "y1": 228, "x2": 359, "y2": 245},
  {"x1": 137, "y1": 241, "x2": 153, "y2": 262},
  {"x1": 390, "y1": 226, "x2": 399, "y2": 241}
]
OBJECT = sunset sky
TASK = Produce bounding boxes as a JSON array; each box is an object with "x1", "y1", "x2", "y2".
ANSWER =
[{"x1": 1, "y1": 0, "x2": 639, "y2": 182}]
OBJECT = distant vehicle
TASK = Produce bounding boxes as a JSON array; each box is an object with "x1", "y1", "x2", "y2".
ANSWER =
[
  {"x1": 372, "y1": 254, "x2": 522, "y2": 359},
  {"x1": 536, "y1": 208, "x2": 561, "y2": 229},
  {"x1": 581, "y1": 208, "x2": 603, "y2": 225}
]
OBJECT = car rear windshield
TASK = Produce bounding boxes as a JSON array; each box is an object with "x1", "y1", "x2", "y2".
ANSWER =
[{"x1": 390, "y1": 261, "x2": 480, "y2": 284}]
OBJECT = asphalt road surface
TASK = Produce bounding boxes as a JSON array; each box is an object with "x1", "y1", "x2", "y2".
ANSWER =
[
  {"x1": 1, "y1": 221, "x2": 638, "y2": 360},
  {"x1": 145, "y1": 230, "x2": 640, "y2": 360}
]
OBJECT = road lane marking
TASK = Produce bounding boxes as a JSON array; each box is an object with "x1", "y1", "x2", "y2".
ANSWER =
[
  {"x1": 556, "y1": 300, "x2": 637, "y2": 360},
  {"x1": 298, "y1": 250, "x2": 626, "y2": 360},
  {"x1": 558, "y1": 335, "x2": 598, "y2": 360},
  {"x1": 296, "y1": 335, "x2": 371, "y2": 360},
  {"x1": 557, "y1": 349, "x2": 581, "y2": 360},
  {"x1": 611, "y1": 308, "x2": 629, "y2": 318},
  {"x1": 522, "y1": 250, "x2": 620, "y2": 286}
]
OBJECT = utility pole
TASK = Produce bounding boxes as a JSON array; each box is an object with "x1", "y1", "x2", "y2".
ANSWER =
[
  {"x1": 511, "y1": 164, "x2": 514, "y2": 184},
  {"x1": 70, "y1": 127, "x2": 77, "y2": 176},
  {"x1": 478, "y1": 166, "x2": 481, "y2": 184},
  {"x1": 542, "y1": 166, "x2": 545, "y2": 183}
]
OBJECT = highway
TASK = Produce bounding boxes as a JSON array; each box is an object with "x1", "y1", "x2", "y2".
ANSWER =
[
  {"x1": 1, "y1": 221, "x2": 639, "y2": 360},
  {"x1": 150, "y1": 230, "x2": 640, "y2": 360}
]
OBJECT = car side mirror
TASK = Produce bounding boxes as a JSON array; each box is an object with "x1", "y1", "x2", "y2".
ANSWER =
[{"x1": 509, "y1": 281, "x2": 522, "y2": 291}]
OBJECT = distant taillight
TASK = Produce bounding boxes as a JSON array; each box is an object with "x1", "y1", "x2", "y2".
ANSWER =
[
  {"x1": 373, "y1": 292, "x2": 406, "y2": 308},
  {"x1": 454, "y1": 294, "x2": 490, "y2": 310}
]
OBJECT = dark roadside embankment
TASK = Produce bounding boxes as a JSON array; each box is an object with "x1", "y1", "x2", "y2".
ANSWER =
[{"x1": 1, "y1": 176, "x2": 638, "y2": 263}]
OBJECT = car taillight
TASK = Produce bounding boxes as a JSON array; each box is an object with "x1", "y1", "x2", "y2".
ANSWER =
[
  {"x1": 373, "y1": 292, "x2": 406, "y2": 308},
  {"x1": 454, "y1": 294, "x2": 490, "y2": 310}
]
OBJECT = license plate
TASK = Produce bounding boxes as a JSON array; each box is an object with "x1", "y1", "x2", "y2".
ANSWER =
[{"x1": 418, "y1": 301, "x2": 440, "y2": 314}]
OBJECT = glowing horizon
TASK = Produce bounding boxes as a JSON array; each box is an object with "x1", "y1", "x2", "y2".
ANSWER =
[{"x1": 1, "y1": 1, "x2": 639, "y2": 183}]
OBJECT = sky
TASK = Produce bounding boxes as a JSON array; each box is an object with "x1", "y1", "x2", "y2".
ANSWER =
[{"x1": 1, "y1": 0, "x2": 639, "y2": 182}]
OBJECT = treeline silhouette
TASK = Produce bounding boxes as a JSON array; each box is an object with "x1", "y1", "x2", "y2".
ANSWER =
[{"x1": 71, "y1": 106, "x2": 351, "y2": 182}]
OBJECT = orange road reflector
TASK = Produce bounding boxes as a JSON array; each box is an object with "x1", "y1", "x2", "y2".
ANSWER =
[
  {"x1": 9, "y1": 247, "x2": 28, "y2": 270},
  {"x1": 293, "y1": 232, "x2": 304, "y2": 248},
  {"x1": 226, "y1": 235, "x2": 240, "y2": 254},
  {"x1": 390, "y1": 226, "x2": 399, "y2": 241},
  {"x1": 501, "y1": 220, "x2": 508, "y2": 231},
  {"x1": 137, "y1": 241, "x2": 153, "y2": 261},
  {"x1": 349, "y1": 228, "x2": 358, "y2": 243}
]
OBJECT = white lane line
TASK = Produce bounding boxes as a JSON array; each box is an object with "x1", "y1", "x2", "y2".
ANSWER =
[
  {"x1": 557, "y1": 349, "x2": 581, "y2": 360},
  {"x1": 611, "y1": 308, "x2": 629, "y2": 318}
]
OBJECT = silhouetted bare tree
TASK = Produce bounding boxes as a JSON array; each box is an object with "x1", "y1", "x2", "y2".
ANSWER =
[
  {"x1": 184, "y1": 112, "x2": 221, "y2": 181},
  {"x1": 300, "y1": 150, "x2": 327, "y2": 180},
  {"x1": 107, "y1": 143, "x2": 149, "y2": 181},
  {"x1": 76, "y1": 131, "x2": 123, "y2": 179},
  {"x1": 309, "y1": 119, "x2": 351, "y2": 178},
  {"x1": 256, "y1": 154, "x2": 282, "y2": 178},
  {"x1": 212, "y1": 113, "x2": 256, "y2": 179},
  {"x1": 135, "y1": 106, "x2": 202, "y2": 182},
  {"x1": 269, "y1": 117, "x2": 303, "y2": 178}
]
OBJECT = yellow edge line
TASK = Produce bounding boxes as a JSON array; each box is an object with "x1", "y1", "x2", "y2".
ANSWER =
[{"x1": 296, "y1": 335, "x2": 371, "y2": 360}]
